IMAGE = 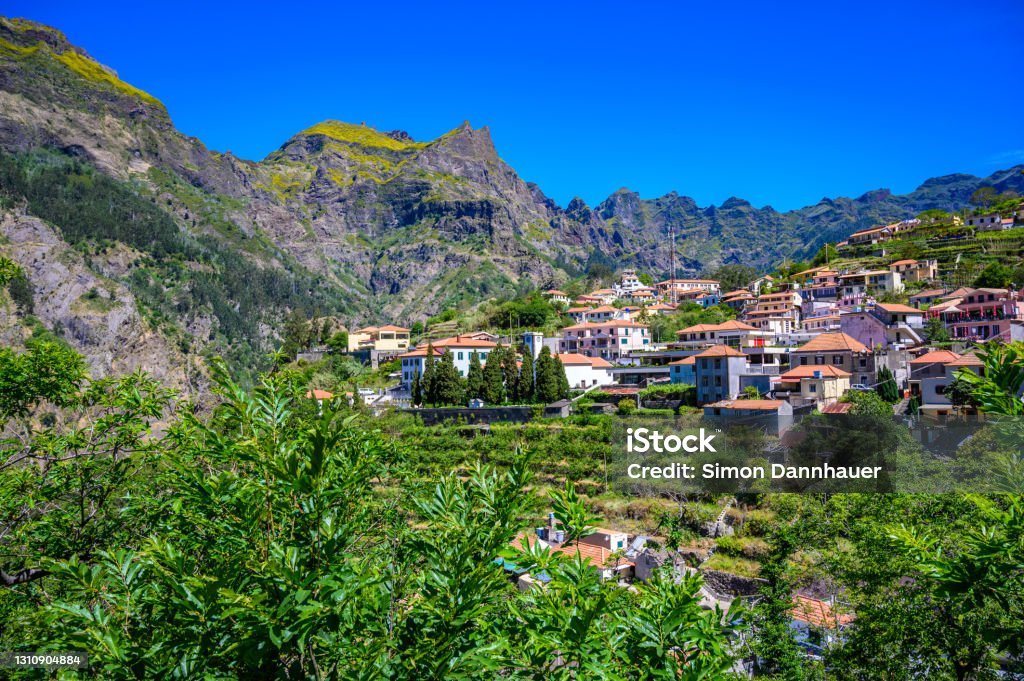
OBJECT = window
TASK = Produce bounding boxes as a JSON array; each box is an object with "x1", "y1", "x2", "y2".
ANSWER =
[
  {"x1": 859, "y1": 358, "x2": 867, "y2": 367},
  {"x1": 458, "y1": 352, "x2": 464, "y2": 361},
  {"x1": 800, "y1": 357, "x2": 808, "y2": 366},
  {"x1": 809, "y1": 383, "x2": 817, "y2": 393},
  {"x1": 714, "y1": 376, "x2": 722, "y2": 387},
  {"x1": 621, "y1": 338, "x2": 627, "y2": 345},
  {"x1": 832, "y1": 355, "x2": 842, "y2": 365}
]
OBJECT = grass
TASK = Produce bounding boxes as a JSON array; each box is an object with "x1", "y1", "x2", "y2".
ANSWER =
[
  {"x1": 701, "y1": 553, "x2": 761, "y2": 578},
  {"x1": 54, "y1": 48, "x2": 162, "y2": 105},
  {"x1": 302, "y1": 121, "x2": 428, "y2": 151}
]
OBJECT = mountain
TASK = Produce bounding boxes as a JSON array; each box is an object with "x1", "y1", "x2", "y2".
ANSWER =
[{"x1": 1, "y1": 16, "x2": 1022, "y2": 380}]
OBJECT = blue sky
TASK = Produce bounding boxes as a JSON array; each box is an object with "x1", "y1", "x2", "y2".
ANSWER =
[{"x1": 8, "y1": 0, "x2": 1023, "y2": 210}]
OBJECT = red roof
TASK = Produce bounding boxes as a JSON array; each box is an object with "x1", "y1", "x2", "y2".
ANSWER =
[
  {"x1": 429, "y1": 336, "x2": 498, "y2": 349},
  {"x1": 821, "y1": 402, "x2": 854, "y2": 414},
  {"x1": 792, "y1": 595, "x2": 854, "y2": 629},
  {"x1": 695, "y1": 345, "x2": 746, "y2": 358},
  {"x1": 305, "y1": 389, "x2": 334, "y2": 400},
  {"x1": 668, "y1": 356, "x2": 696, "y2": 365},
  {"x1": 875, "y1": 303, "x2": 920, "y2": 314},
  {"x1": 554, "y1": 353, "x2": 613, "y2": 368},
  {"x1": 795, "y1": 333, "x2": 869, "y2": 354},
  {"x1": 780, "y1": 365, "x2": 851, "y2": 380},
  {"x1": 910, "y1": 350, "x2": 961, "y2": 365}
]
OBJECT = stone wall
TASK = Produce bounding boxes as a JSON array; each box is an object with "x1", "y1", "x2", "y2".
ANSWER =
[
  {"x1": 402, "y1": 407, "x2": 534, "y2": 426},
  {"x1": 700, "y1": 568, "x2": 768, "y2": 598}
]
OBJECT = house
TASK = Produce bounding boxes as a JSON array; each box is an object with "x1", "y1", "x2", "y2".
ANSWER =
[
  {"x1": 623, "y1": 288, "x2": 657, "y2": 304},
  {"x1": 839, "y1": 304, "x2": 923, "y2": 350},
  {"x1": 908, "y1": 350, "x2": 961, "y2": 400},
  {"x1": 702, "y1": 399, "x2": 794, "y2": 434},
  {"x1": 801, "y1": 270, "x2": 840, "y2": 300},
  {"x1": 554, "y1": 353, "x2": 615, "y2": 389},
  {"x1": 749, "y1": 274, "x2": 775, "y2": 294},
  {"x1": 589, "y1": 288, "x2": 618, "y2": 304},
  {"x1": 837, "y1": 270, "x2": 904, "y2": 297},
  {"x1": 721, "y1": 289, "x2": 757, "y2": 311},
  {"x1": 934, "y1": 288, "x2": 1024, "y2": 342},
  {"x1": 909, "y1": 289, "x2": 948, "y2": 308},
  {"x1": 673, "y1": 319, "x2": 771, "y2": 350},
  {"x1": 742, "y1": 291, "x2": 803, "y2": 328},
  {"x1": 693, "y1": 345, "x2": 771, "y2": 404},
  {"x1": 918, "y1": 352, "x2": 985, "y2": 417},
  {"x1": 776, "y1": 365, "x2": 851, "y2": 409},
  {"x1": 790, "y1": 595, "x2": 854, "y2": 656},
  {"x1": 397, "y1": 335, "x2": 498, "y2": 388},
  {"x1": 656, "y1": 278, "x2": 721, "y2": 299},
  {"x1": 647, "y1": 302, "x2": 677, "y2": 315},
  {"x1": 846, "y1": 224, "x2": 893, "y2": 246},
  {"x1": 513, "y1": 523, "x2": 635, "y2": 583},
  {"x1": 966, "y1": 214, "x2": 1008, "y2": 231},
  {"x1": 566, "y1": 306, "x2": 593, "y2": 323},
  {"x1": 668, "y1": 356, "x2": 696, "y2": 385},
  {"x1": 587, "y1": 304, "x2": 622, "y2": 322},
  {"x1": 889, "y1": 259, "x2": 938, "y2": 283},
  {"x1": 614, "y1": 269, "x2": 647, "y2": 297},
  {"x1": 802, "y1": 314, "x2": 842, "y2": 333},
  {"x1": 559, "y1": 320, "x2": 650, "y2": 360},
  {"x1": 347, "y1": 325, "x2": 412, "y2": 352},
  {"x1": 791, "y1": 333, "x2": 877, "y2": 387},
  {"x1": 542, "y1": 289, "x2": 571, "y2": 305}
]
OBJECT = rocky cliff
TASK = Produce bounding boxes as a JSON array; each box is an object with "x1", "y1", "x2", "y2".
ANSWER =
[{"x1": 1, "y1": 16, "x2": 1022, "y2": 378}]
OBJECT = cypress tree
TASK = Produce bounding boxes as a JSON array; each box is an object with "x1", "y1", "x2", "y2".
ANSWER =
[
  {"x1": 411, "y1": 370, "x2": 422, "y2": 406},
  {"x1": 876, "y1": 365, "x2": 900, "y2": 403},
  {"x1": 535, "y1": 346, "x2": 558, "y2": 403},
  {"x1": 553, "y1": 354, "x2": 571, "y2": 400},
  {"x1": 433, "y1": 349, "x2": 465, "y2": 406},
  {"x1": 482, "y1": 345, "x2": 506, "y2": 405},
  {"x1": 519, "y1": 350, "x2": 535, "y2": 403},
  {"x1": 502, "y1": 347, "x2": 521, "y2": 402},
  {"x1": 466, "y1": 352, "x2": 484, "y2": 400},
  {"x1": 422, "y1": 343, "x2": 437, "y2": 406}
]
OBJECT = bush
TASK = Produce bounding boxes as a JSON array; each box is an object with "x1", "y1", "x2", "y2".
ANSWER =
[
  {"x1": 616, "y1": 399, "x2": 636, "y2": 415},
  {"x1": 638, "y1": 383, "x2": 697, "y2": 405}
]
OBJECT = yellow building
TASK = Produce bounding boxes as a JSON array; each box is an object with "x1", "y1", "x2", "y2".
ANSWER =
[{"x1": 347, "y1": 325, "x2": 411, "y2": 352}]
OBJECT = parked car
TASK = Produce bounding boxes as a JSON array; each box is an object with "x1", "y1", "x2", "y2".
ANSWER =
[{"x1": 850, "y1": 384, "x2": 871, "y2": 391}]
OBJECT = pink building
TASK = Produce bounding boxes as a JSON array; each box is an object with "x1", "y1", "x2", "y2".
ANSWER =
[{"x1": 559, "y1": 320, "x2": 650, "y2": 361}]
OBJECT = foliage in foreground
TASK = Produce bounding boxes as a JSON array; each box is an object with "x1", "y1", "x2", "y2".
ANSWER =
[{"x1": 0, "y1": 350, "x2": 742, "y2": 679}]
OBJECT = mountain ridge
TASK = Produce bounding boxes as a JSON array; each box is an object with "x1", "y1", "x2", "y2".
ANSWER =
[{"x1": 2, "y1": 15, "x2": 1023, "y2": 379}]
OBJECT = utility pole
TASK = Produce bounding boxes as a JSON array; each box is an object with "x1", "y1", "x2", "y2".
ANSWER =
[{"x1": 669, "y1": 225, "x2": 677, "y2": 306}]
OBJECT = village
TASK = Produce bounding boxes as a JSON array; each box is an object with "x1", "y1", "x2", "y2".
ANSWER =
[{"x1": 284, "y1": 204, "x2": 1024, "y2": 667}]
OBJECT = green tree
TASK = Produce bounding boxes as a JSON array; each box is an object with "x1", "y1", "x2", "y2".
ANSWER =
[
  {"x1": 534, "y1": 346, "x2": 559, "y2": 403},
  {"x1": 923, "y1": 316, "x2": 950, "y2": 344},
  {"x1": 501, "y1": 347, "x2": 521, "y2": 401},
  {"x1": 954, "y1": 342, "x2": 1024, "y2": 416},
  {"x1": 411, "y1": 369, "x2": 422, "y2": 406},
  {"x1": 6, "y1": 270, "x2": 34, "y2": 314},
  {"x1": 280, "y1": 309, "x2": 310, "y2": 360},
  {"x1": 0, "y1": 339, "x2": 87, "y2": 420},
  {"x1": 710, "y1": 264, "x2": 758, "y2": 291},
  {"x1": 518, "y1": 350, "x2": 535, "y2": 403},
  {"x1": 481, "y1": 345, "x2": 506, "y2": 405},
  {"x1": 875, "y1": 366, "x2": 901, "y2": 403},
  {"x1": 422, "y1": 343, "x2": 438, "y2": 406},
  {"x1": 325, "y1": 330, "x2": 349, "y2": 354},
  {"x1": 465, "y1": 351, "x2": 484, "y2": 400},
  {"x1": 432, "y1": 349, "x2": 465, "y2": 406},
  {"x1": 810, "y1": 243, "x2": 839, "y2": 267},
  {"x1": 553, "y1": 355, "x2": 570, "y2": 400},
  {"x1": 970, "y1": 186, "x2": 997, "y2": 208},
  {"x1": 974, "y1": 261, "x2": 1013, "y2": 289}
]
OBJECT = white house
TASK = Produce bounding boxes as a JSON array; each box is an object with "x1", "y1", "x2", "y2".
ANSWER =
[
  {"x1": 554, "y1": 353, "x2": 615, "y2": 389},
  {"x1": 398, "y1": 335, "x2": 498, "y2": 388}
]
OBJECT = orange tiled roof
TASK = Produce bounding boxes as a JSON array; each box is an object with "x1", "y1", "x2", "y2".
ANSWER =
[
  {"x1": 780, "y1": 365, "x2": 851, "y2": 380},
  {"x1": 890, "y1": 259, "x2": 918, "y2": 266},
  {"x1": 946, "y1": 352, "x2": 984, "y2": 367},
  {"x1": 792, "y1": 595, "x2": 854, "y2": 629},
  {"x1": 554, "y1": 353, "x2": 613, "y2": 368},
  {"x1": 795, "y1": 332, "x2": 869, "y2": 354},
  {"x1": 305, "y1": 389, "x2": 334, "y2": 400},
  {"x1": 377, "y1": 324, "x2": 410, "y2": 332},
  {"x1": 875, "y1": 303, "x2": 920, "y2": 314},
  {"x1": 910, "y1": 350, "x2": 961, "y2": 364},
  {"x1": 668, "y1": 356, "x2": 696, "y2": 365},
  {"x1": 695, "y1": 345, "x2": 746, "y2": 358},
  {"x1": 429, "y1": 336, "x2": 499, "y2": 349},
  {"x1": 821, "y1": 402, "x2": 854, "y2": 414}
]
